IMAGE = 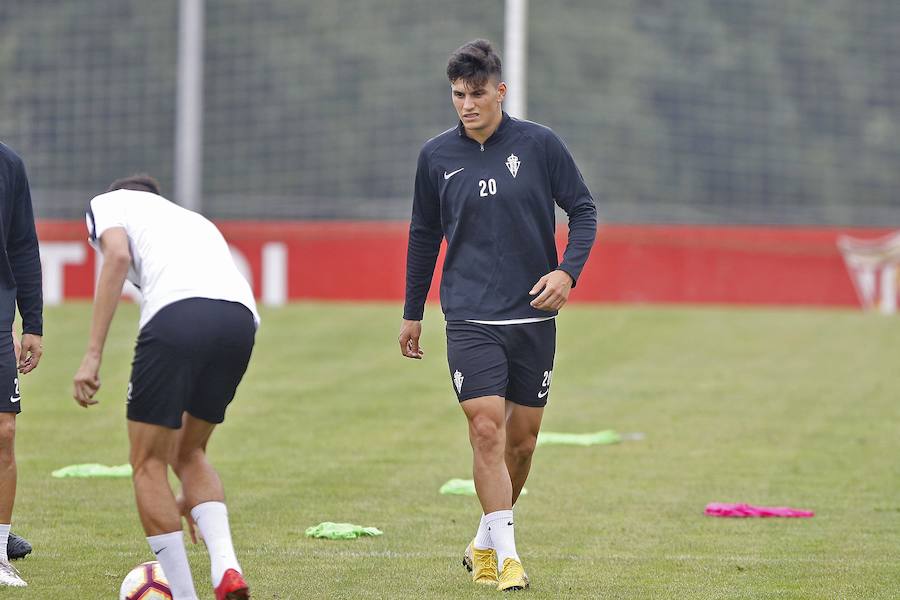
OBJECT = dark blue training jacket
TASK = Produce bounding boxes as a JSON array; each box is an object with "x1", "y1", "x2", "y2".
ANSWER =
[
  {"x1": 404, "y1": 113, "x2": 597, "y2": 322},
  {"x1": 0, "y1": 143, "x2": 43, "y2": 335}
]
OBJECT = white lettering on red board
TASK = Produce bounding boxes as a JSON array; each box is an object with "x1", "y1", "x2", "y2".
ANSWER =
[{"x1": 39, "y1": 241, "x2": 287, "y2": 306}]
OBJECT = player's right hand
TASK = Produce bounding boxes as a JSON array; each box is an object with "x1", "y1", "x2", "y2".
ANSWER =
[
  {"x1": 398, "y1": 319, "x2": 425, "y2": 359},
  {"x1": 73, "y1": 352, "x2": 102, "y2": 407}
]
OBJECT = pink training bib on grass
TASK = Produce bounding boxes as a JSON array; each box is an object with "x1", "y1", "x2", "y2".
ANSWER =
[{"x1": 705, "y1": 502, "x2": 814, "y2": 518}]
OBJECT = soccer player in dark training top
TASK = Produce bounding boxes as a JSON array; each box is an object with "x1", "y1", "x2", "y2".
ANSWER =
[
  {"x1": 398, "y1": 40, "x2": 597, "y2": 591},
  {"x1": 0, "y1": 142, "x2": 43, "y2": 588}
]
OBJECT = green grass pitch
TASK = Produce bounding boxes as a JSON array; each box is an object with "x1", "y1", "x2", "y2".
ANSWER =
[{"x1": 10, "y1": 302, "x2": 900, "y2": 598}]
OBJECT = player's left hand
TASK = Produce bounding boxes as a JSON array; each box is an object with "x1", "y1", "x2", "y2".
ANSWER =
[
  {"x1": 73, "y1": 352, "x2": 102, "y2": 407},
  {"x1": 18, "y1": 333, "x2": 43, "y2": 374},
  {"x1": 529, "y1": 270, "x2": 574, "y2": 311}
]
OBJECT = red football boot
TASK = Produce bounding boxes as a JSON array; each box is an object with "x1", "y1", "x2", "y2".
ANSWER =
[{"x1": 214, "y1": 568, "x2": 249, "y2": 600}]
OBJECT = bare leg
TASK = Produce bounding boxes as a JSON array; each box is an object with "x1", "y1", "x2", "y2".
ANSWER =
[
  {"x1": 461, "y1": 395, "x2": 512, "y2": 513},
  {"x1": 129, "y1": 419, "x2": 201, "y2": 600},
  {"x1": 0, "y1": 415, "x2": 24, "y2": 586},
  {"x1": 170, "y1": 412, "x2": 223, "y2": 510},
  {"x1": 504, "y1": 402, "x2": 544, "y2": 505},
  {"x1": 172, "y1": 412, "x2": 244, "y2": 595},
  {"x1": 128, "y1": 420, "x2": 180, "y2": 535},
  {"x1": 0, "y1": 414, "x2": 16, "y2": 524}
]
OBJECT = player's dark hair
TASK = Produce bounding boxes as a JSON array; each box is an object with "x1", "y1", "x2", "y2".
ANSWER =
[
  {"x1": 446, "y1": 39, "x2": 502, "y2": 87},
  {"x1": 106, "y1": 174, "x2": 161, "y2": 195}
]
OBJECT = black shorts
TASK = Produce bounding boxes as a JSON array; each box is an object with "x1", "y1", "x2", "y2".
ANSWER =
[
  {"x1": 0, "y1": 287, "x2": 19, "y2": 414},
  {"x1": 445, "y1": 319, "x2": 556, "y2": 408},
  {"x1": 0, "y1": 336, "x2": 20, "y2": 415},
  {"x1": 128, "y1": 298, "x2": 256, "y2": 429}
]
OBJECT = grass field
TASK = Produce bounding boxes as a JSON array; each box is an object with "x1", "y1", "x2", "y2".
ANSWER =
[{"x1": 9, "y1": 302, "x2": 900, "y2": 599}]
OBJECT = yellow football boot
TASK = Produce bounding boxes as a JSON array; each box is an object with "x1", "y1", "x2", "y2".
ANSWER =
[
  {"x1": 463, "y1": 540, "x2": 498, "y2": 585},
  {"x1": 497, "y1": 557, "x2": 529, "y2": 592}
]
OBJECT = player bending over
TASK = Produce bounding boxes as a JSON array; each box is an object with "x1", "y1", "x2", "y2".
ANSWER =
[{"x1": 73, "y1": 175, "x2": 258, "y2": 600}]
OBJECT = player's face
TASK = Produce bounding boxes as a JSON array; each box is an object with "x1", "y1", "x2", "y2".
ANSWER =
[{"x1": 451, "y1": 78, "x2": 506, "y2": 139}]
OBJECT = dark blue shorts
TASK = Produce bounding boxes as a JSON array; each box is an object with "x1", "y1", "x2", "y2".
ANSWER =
[
  {"x1": 0, "y1": 337, "x2": 20, "y2": 414},
  {"x1": 128, "y1": 298, "x2": 256, "y2": 429},
  {"x1": 0, "y1": 287, "x2": 19, "y2": 414},
  {"x1": 445, "y1": 319, "x2": 556, "y2": 408}
]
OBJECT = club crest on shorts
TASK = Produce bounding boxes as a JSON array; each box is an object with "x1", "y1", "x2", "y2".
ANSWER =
[
  {"x1": 505, "y1": 153, "x2": 520, "y2": 178},
  {"x1": 453, "y1": 370, "x2": 464, "y2": 394}
]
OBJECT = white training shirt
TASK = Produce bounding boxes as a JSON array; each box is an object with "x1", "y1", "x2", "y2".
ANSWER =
[{"x1": 87, "y1": 189, "x2": 260, "y2": 330}]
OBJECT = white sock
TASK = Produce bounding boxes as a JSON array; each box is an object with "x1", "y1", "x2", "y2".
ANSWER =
[
  {"x1": 191, "y1": 501, "x2": 241, "y2": 587},
  {"x1": 147, "y1": 531, "x2": 198, "y2": 600},
  {"x1": 474, "y1": 514, "x2": 492, "y2": 550},
  {"x1": 484, "y1": 510, "x2": 519, "y2": 570},
  {"x1": 0, "y1": 524, "x2": 9, "y2": 561}
]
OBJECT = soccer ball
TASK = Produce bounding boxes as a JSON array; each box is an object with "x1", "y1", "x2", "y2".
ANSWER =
[{"x1": 119, "y1": 561, "x2": 172, "y2": 600}]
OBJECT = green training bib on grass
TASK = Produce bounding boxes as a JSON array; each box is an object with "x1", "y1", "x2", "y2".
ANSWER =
[
  {"x1": 304, "y1": 522, "x2": 383, "y2": 539},
  {"x1": 51, "y1": 463, "x2": 133, "y2": 478}
]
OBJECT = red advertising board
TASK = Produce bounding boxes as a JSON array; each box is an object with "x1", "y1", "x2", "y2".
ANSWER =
[{"x1": 36, "y1": 220, "x2": 888, "y2": 308}]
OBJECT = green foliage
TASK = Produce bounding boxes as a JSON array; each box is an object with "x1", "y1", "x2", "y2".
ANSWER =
[
  {"x1": 11, "y1": 302, "x2": 900, "y2": 597},
  {"x1": 2, "y1": 2, "x2": 899, "y2": 223},
  {"x1": 530, "y1": 1, "x2": 900, "y2": 224}
]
